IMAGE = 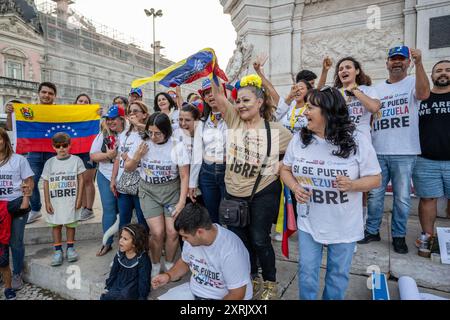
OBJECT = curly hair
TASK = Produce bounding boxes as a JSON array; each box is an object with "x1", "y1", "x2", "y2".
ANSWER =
[
  {"x1": 301, "y1": 87, "x2": 357, "y2": 159},
  {"x1": 334, "y1": 57, "x2": 372, "y2": 88},
  {"x1": 120, "y1": 223, "x2": 149, "y2": 255}
]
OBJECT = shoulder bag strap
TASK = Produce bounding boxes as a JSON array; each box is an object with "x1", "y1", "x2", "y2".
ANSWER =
[{"x1": 249, "y1": 120, "x2": 271, "y2": 202}]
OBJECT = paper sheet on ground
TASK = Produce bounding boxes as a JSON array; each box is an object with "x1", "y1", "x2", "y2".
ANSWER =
[
  {"x1": 157, "y1": 282, "x2": 195, "y2": 300},
  {"x1": 398, "y1": 276, "x2": 448, "y2": 300},
  {"x1": 436, "y1": 227, "x2": 450, "y2": 264}
]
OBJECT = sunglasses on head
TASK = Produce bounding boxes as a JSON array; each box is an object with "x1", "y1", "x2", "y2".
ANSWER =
[
  {"x1": 320, "y1": 85, "x2": 333, "y2": 92},
  {"x1": 53, "y1": 143, "x2": 69, "y2": 149}
]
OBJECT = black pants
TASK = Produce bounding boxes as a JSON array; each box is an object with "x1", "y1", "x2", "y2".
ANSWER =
[{"x1": 226, "y1": 179, "x2": 281, "y2": 282}]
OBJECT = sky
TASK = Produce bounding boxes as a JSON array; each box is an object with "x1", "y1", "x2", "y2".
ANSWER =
[{"x1": 35, "y1": 0, "x2": 237, "y2": 66}]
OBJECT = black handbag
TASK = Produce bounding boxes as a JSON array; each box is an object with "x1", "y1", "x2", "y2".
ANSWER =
[{"x1": 219, "y1": 120, "x2": 271, "y2": 228}]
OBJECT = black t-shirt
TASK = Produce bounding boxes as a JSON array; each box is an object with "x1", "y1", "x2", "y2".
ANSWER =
[{"x1": 418, "y1": 92, "x2": 450, "y2": 160}]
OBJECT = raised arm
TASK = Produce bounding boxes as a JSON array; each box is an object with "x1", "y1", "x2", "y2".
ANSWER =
[
  {"x1": 410, "y1": 49, "x2": 431, "y2": 101},
  {"x1": 210, "y1": 77, "x2": 233, "y2": 116},
  {"x1": 175, "y1": 86, "x2": 184, "y2": 109},
  {"x1": 253, "y1": 54, "x2": 280, "y2": 105},
  {"x1": 317, "y1": 56, "x2": 333, "y2": 89}
]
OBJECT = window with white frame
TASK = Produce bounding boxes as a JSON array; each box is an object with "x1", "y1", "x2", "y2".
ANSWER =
[{"x1": 6, "y1": 60, "x2": 24, "y2": 80}]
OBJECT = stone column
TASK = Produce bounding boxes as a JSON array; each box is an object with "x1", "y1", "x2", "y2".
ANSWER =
[{"x1": 403, "y1": 0, "x2": 417, "y2": 48}]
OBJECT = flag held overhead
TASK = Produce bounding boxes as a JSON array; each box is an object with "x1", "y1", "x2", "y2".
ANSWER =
[{"x1": 131, "y1": 48, "x2": 228, "y2": 88}]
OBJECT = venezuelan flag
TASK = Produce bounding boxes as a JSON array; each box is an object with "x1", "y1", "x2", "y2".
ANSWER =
[
  {"x1": 131, "y1": 48, "x2": 228, "y2": 88},
  {"x1": 275, "y1": 183, "x2": 297, "y2": 259},
  {"x1": 13, "y1": 104, "x2": 100, "y2": 154}
]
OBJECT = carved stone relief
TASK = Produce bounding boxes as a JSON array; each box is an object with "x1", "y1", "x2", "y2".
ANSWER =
[
  {"x1": 226, "y1": 35, "x2": 254, "y2": 83},
  {"x1": 301, "y1": 23, "x2": 403, "y2": 69}
]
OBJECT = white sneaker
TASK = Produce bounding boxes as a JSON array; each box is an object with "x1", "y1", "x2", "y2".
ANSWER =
[
  {"x1": 79, "y1": 208, "x2": 94, "y2": 221},
  {"x1": 151, "y1": 263, "x2": 161, "y2": 279},
  {"x1": 27, "y1": 210, "x2": 42, "y2": 224}
]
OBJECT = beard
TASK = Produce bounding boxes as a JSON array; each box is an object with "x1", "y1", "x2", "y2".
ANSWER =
[{"x1": 433, "y1": 76, "x2": 450, "y2": 87}]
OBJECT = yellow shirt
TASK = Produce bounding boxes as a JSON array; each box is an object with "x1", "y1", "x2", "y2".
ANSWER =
[{"x1": 224, "y1": 105, "x2": 292, "y2": 197}]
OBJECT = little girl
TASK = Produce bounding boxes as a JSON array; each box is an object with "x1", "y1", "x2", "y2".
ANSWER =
[{"x1": 101, "y1": 223, "x2": 151, "y2": 300}]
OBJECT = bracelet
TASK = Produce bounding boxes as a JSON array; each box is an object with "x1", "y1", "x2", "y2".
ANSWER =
[{"x1": 164, "y1": 272, "x2": 172, "y2": 282}]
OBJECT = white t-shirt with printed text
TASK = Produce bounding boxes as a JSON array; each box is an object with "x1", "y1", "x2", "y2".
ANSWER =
[
  {"x1": 341, "y1": 85, "x2": 379, "y2": 139},
  {"x1": 90, "y1": 133, "x2": 115, "y2": 181},
  {"x1": 182, "y1": 224, "x2": 253, "y2": 300},
  {"x1": 0, "y1": 154, "x2": 34, "y2": 202},
  {"x1": 42, "y1": 155, "x2": 86, "y2": 225},
  {"x1": 116, "y1": 131, "x2": 142, "y2": 187},
  {"x1": 372, "y1": 76, "x2": 421, "y2": 155},
  {"x1": 128, "y1": 137, "x2": 190, "y2": 184},
  {"x1": 275, "y1": 98, "x2": 308, "y2": 134},
  {"x1": 283, "y1": 133, "x2": 381, "y2": 244}
]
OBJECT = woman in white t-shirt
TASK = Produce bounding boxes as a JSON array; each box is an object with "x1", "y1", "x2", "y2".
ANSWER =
[
  {"x1": 125, "y1": 112, "x2": 190, "y2": 279},
  {"x1": 0, "y1": 128, "x2": 34, "y2": 294},
  {"x1": 188, "y1": 79, "x2": 228, "y2": 224},
  {"x1": 333, "y1": 57, "x2": 381, "y2": 139},
  {"x1": 110, "y1": 101, "x2": 149, "y2": 231},
  {"x1": 174, "y1": 103, "x2": 201, "y2": 160},
  {"x1": 280, "y1": 87, "x2": 381, "y2": 300},
  {"x1": 154, "y1": 92, "x2": 179, "y2": 130},
  {"x1": 90, "y1": 105, "x2": 126, "y2": 256}
]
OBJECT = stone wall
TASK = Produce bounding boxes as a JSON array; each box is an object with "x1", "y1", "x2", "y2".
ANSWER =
[{"x1": 221, "y1": 0, "x2": 450, "y2": 96}]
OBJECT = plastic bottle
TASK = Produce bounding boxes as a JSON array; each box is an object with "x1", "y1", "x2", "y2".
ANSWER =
[{"x1": 298, "y1": 186, "x2": 310, "y2": 218}]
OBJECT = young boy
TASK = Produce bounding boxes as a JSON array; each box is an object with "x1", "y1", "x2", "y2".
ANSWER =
[{"x1": 43, "y1": 133, "x2": 85, "y2": 266}]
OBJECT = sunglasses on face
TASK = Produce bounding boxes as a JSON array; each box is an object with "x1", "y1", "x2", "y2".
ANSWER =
[{"x1": 53, "y1": 143, "x2": 69, "y2": 149}]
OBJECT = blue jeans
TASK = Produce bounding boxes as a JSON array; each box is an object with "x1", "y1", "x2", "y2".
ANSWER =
[
  {"x1": 117, "y1": 193, "x2": 148, "y2": 232},
  {"x1": 26, "y1": 152, "x2": 55, "y2": 211},
  {"x1": 198, "y1": 162, "x2": 226, "y2": 223},
  {"x1": 97, "y1": 171, "x2": 119, "y2": 246},
  {"x1": 366, "y1": 155, "x2": 416, "y2": 237},
  {"x1": 298, "y1": 230, "x2": 355, "y2": 300},
  {"x1": 10, "y1": 212, "x2": 29, "y2": 275}
]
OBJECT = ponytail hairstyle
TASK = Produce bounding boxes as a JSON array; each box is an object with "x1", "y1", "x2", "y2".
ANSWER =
[
  {"x1": 181, "y1": 103, "x2": 201, "y2": 121},
  {"x1": 235, "y1": 74, "x2": 275, "y2": 121}
]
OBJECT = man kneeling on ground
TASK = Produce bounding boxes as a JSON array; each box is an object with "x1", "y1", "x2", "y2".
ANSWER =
[{"x1": 151, "y1": 203, "x2": 253, "y2": 300}]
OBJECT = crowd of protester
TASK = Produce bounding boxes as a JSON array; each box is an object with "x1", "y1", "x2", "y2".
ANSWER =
[{"x1": 1, "y1": 45, "x2": 449, "y2": 301}]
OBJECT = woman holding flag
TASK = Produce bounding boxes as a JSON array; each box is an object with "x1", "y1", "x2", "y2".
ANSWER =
[
  {"x1": 211, "y1": 74, "x2": 292, "y2": 300},
  {"x1": 280, "y1": 86, "x2": 381, "y2": 300},
  {"x1": 188, "y1": 79, "x2": 228, "y2": 223}
]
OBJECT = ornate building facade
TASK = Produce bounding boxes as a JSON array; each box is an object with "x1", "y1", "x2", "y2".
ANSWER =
[
  {"x1": 221, "y1": 0, "x2": 450, "y2": 95},
  {"x1": 0, "y1": 0, "x2": 43, "y2": 109},
  {"x1": 0, "y1": 0, "x2": 195, "y2": 112}
]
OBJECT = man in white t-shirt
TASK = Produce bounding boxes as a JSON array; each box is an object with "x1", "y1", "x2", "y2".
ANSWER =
[
  {"x1": 359, "y1": 46, "x2": 430, "y2": 254},
  {"x1": 151, "y1": 203, "x2": 253, "y2": 300}
]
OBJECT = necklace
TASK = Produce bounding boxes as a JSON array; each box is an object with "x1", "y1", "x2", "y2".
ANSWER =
[{"x1": 289, "y1": 104, "x2": 306, "y2": 130}]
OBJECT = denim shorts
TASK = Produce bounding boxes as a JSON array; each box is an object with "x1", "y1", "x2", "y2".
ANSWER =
[
  {"x1": 412, "y1": 156, "x2": 450, "y2": 198},
  {"x1": 77, "y1": 152, "x2": 97, "y2": 170}
]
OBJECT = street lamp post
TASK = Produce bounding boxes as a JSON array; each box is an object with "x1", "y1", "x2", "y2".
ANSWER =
[{"x1": 144, "y1": 8, "x2": 163, "y2": 100}]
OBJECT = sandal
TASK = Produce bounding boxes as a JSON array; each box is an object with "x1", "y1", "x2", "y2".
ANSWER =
[{"x1": 96, "y1": 244, "x2": 112, "y2": 257}]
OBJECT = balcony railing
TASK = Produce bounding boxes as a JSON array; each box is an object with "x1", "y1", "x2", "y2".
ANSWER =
[{"x1": 0, "y1": 77, "x2": 39, "y2": 91}]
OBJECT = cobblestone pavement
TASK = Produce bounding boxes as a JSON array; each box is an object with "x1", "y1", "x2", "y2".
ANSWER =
[{"x1": 0, "y1": 279, "x2": 65, "y2": 300}]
